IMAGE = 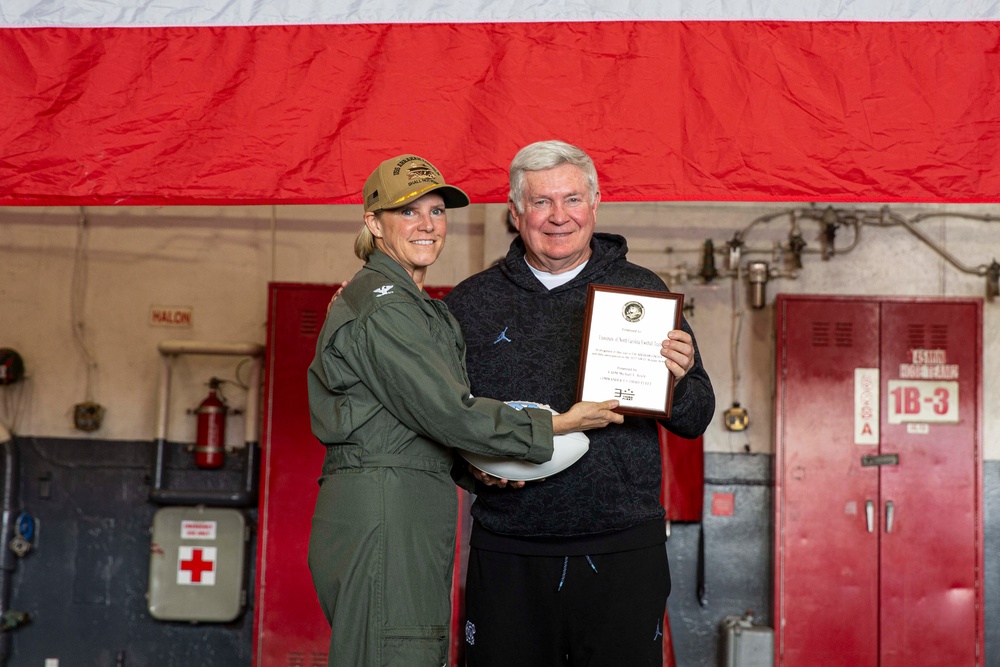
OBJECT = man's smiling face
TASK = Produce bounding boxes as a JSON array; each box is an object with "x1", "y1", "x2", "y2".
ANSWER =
[{"x1": 510, "y1": 163, "x2": 599, "y2": 274}]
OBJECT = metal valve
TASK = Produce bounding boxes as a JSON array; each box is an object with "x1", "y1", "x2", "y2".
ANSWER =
[
  {"x1": 9, "y1": 512, "x2": 35, "y2": 557},
  {"x1": 747, "y1": 261, "x2": 769, "y2": 309}
]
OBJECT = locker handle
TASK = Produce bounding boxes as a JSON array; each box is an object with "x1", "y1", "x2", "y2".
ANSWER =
[
  {"x1": 885, "y1": 500, "x2": 894, "y2": 533},
  {"x1": 861, "y1": 453, "x2": 899, "y2": 467},
  {"x1": 865, "y1": 500, "x2": 874, "y2": 533}
]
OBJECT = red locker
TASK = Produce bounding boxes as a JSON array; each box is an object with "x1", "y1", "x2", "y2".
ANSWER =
[
  {"x1": 253, "y1": 282, "x2": 466, "y2": 667},
  {"x1": 254, "y1": 283, "x2": 335, "y2": 667},
  {"x1": 774, "y1": 295, "x2": 983, "y2": 666},
  {"x1": 659, "y1": 427, "x2": 704, "y2": 522}
]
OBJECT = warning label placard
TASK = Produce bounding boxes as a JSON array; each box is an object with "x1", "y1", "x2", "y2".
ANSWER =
[{"x1": 181, "y1": 520, "x2": 217, "y2": 540}]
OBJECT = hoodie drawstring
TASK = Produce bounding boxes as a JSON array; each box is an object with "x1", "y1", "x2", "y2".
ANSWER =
[{"x1": 557, "y1": 555, "x2": 598, "y2": 591}]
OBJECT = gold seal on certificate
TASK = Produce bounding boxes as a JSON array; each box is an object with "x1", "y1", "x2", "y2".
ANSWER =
[{"x1": 576, "y1": 284, "x2": 684, "y2": 418}]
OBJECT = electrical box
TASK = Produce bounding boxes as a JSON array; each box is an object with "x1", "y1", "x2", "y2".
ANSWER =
[
  {"x1": 148, "y1": 506, "x2": 248, "y2": 622},
  {"x1": 722, "y1": 611, "x2": 774, "y2": 667}
]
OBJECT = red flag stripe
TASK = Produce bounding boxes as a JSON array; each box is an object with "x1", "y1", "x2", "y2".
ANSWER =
[{"x1": 2, "y1": 21, "x2": 998, "y2": 205}]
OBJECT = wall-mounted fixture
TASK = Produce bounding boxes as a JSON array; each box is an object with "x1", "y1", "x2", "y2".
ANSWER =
[
  {"x1": 72, "y1": 401, "x2": 104, "y2": 431},
  {"x1": 747, "y1": 261, "x2": 770, "y2": 310},
  {"x1": 986, "y1": 260, "x2": 999, "y2": 301},
  {"x1": 150, "y1": 340, "x2": 263, "y2": 507},
  {"x1": 0, "y1": 350, "x2": 24, "y2": 386},
  {"x1": 700, "y1": 239, "x2": 719, "y2": 282},
  {"x1": 723, "y1": 402, "x2": 749, "y2": 431}
]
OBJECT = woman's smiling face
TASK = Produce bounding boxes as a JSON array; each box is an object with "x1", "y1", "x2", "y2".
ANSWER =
[{"x1": 366, "y1": 192, "x2": 447, "y2": 279}]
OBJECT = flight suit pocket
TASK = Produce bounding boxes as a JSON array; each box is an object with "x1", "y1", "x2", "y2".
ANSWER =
[{"x1": 382, "y1": 624, "x2": 448, "y2": 666}]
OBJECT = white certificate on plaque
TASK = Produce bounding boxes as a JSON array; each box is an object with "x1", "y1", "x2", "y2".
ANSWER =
[{"x1": 577, "y1": 284, "x2": 683, "y2": 417}]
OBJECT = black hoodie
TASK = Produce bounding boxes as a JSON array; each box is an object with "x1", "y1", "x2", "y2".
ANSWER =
[{"x1": 445, "y1": 233, "x2": 715, "y2": 555}]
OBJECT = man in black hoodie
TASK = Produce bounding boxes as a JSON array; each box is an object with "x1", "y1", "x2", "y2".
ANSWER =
[{"x1": 445, "y1": 140, "x2": 715, "y2": 667}]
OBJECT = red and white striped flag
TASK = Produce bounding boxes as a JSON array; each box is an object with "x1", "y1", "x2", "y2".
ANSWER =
[{"x1": 2, "y1": 1, "x2": 998, "y2": 205}]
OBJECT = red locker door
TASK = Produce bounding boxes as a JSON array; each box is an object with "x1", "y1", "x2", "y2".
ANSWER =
[
  {"x1": 775, "y1": 295, "x2": 983, "y2": 667},
  {"x1": 254, "y1": 283, "x2": 334, "y2": 667},
  {"x1": 878, "y1": 300, "x2": 982, "y2": 666},
  {"x1": 776, "y1": 297, "x2": 881, "y2": 666}
]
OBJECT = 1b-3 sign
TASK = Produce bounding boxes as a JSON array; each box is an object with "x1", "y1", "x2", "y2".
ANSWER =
[{"x1": 887, "y1": 380, "x2": 959, "y2": 424}]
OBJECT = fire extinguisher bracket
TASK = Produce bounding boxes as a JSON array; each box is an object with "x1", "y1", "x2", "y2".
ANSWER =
[{"x1": 150, "y1": 341, "x2": 263, "y2": 507}]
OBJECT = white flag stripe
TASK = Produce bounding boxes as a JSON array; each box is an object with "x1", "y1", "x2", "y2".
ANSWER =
[{"x1": 2, "y1": 0, "x2": 998, "y2": 28}]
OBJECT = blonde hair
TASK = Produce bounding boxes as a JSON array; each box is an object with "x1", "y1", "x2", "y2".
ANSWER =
[{"x1": 354, "y1": 213, "x2": 381, "y2": 261}]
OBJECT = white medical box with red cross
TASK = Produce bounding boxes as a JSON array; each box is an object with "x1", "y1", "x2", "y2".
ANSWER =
[{"x1": 147, "y1": 506, "x2": 249, "y2": 622}]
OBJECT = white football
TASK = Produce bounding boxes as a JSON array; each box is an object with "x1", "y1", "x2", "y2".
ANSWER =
[{"x1": 462, "y1": 401, "x2": 590, "y2": 482}]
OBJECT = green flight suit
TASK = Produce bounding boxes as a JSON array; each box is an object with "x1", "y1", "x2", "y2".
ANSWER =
[{"x1": 307, "y1": 251, "x2": 553, "y2": 667}]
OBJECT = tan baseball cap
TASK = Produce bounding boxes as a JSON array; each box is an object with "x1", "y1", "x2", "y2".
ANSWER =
[{"x1": 363, "y1": 154, "x2": 470, "y2": 213}]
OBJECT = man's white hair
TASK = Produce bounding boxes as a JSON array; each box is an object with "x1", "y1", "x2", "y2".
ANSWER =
[{"x1": 508, "y1": 140, "x2": 599, "y2": 214}]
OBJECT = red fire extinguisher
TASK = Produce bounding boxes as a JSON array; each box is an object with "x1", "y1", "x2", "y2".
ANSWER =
[{"x1": 194, "y1": 377, "x2": 227, "y2": 469}]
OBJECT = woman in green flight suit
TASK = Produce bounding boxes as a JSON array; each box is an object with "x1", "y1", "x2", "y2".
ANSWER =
[{"x1": 306, "y1": 153, "x2": 622, "y2": 667}]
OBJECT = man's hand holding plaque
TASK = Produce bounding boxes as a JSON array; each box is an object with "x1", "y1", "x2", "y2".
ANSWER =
[{"x1": 661, "y1": 328, "x2": 697, "y2": 380}]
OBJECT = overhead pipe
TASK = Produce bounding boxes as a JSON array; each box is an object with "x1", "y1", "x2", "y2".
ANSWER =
[
  {"x1": 892, "y1": 214, "x2": 991, "y2": 277},
  {"x1": 150, "y1": 340, "x2": 264, "y2": 507}
]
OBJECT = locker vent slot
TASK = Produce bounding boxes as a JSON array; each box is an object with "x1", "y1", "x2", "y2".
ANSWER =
[
  {"x1": 300, "y1": 309, "x2": 321, "y2": 336},
  {"x1": 930, "y1": 323, "x2": 948, "y2": 349},
  {"x1": 907, "y1": 323, "x2": 948, "y2": 351},
  {"x1": 284, "y1": 651, "x2": 326, "y2": 666},
  {"x1": 811, "y1": 322, "x2": 830, "y2": 347},
  {"x1": 810, "y1": 321, "x2": 854, "y2": 347},
  {"x1": 834, "y1": 322, "x2": 854, "y2": 347}
]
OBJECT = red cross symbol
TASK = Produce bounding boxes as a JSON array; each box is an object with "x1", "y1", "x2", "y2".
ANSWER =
[{"x1": 179, "y1": 547, "x2": 215, "y2": 584}]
